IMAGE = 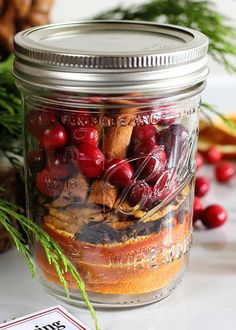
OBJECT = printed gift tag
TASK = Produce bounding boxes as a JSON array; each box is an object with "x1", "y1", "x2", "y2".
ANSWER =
[{"x1": 0, "y1": 306, "x2": 90, "y2": 330}]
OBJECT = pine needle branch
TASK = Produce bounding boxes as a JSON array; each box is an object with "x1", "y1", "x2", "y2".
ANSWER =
[
  {"x1": 202, "y1": 102, "x2": 236, "y2": 131},
  {"x1": 95, "y1": 0, "x2": 236, "y2": 72},
  {"x1": 0, "y1": 197, "x2": 100, "y2": 330}
]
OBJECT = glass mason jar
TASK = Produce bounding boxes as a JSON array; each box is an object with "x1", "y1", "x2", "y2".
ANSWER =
[{"x1": 14, "y1": 21, "x2": 208, "y2": 307}]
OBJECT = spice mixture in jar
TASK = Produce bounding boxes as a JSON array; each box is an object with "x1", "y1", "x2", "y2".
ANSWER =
[{"x1": 14, "y1": 21, "x2": 208, "y2": 306}]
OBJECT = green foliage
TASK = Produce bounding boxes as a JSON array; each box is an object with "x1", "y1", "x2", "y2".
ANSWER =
[
  {"x1": 0, "y1": 196, "x2": 99, "y2": 330},
  {"x1": 95, "y1": 0, "x2": 236, "y2": 72},
  {"x1": 202, "y1": 102, "x2": 236, "y2": 130},
  {"x1": 0, "y1": 56, "x2": 22, "y2": 165}
]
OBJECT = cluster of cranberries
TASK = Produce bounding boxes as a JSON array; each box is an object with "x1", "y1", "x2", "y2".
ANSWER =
[
  {"x1": 28, "y1": 110, "x2": 105, "y2": 197},
  {"x1": 194, "y1": 146, "x2": 235, "y2": 229},
  {"x1": 28, "y1": 109, "x2": 174, "y2": 208}
]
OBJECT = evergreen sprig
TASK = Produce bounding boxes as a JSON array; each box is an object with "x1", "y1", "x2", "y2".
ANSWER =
[
  {"x1": 202, "y1": 102, "x2": 236, "y2": 131},
  {"x1": 95, "y1": 0, "x2": 236, "y2": 72},
  {"x1": 0, "y1": 56, "x2": 22, "y2": 164},
  {"x1": 0, "y1": 197, "x2": 99, "y2": 330}
]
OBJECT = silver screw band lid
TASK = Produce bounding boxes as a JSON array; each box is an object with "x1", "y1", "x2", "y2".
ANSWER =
[{"x1": 13, "y1": 20, "x2": 209, "y2": 93}]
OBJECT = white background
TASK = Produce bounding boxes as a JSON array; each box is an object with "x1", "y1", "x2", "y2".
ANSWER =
[{"x1": 50, "y1": 0, "x2": 236, "y2": 113}]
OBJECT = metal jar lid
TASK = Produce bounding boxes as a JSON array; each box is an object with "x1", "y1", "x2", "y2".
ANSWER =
[{"x1": 13, "y1": 20, "x2": 209, "y2": 93}]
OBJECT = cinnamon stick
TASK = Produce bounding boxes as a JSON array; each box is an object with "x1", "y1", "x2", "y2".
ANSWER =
[{"x1": 88, "y1": 99, "x2": 138, "y2": 209}]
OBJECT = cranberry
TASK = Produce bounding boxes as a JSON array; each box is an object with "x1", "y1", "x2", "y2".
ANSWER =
[
  {"x1": 127, "y1": 182, "x2": 153, "y2": 209},
  {"x1": 105, "y1": 159, "x2": 134, "y2": 187},
  {"x1": 61, "y1": 145, "x2": 80, "y2": 165},
  {"x1": 157, "y1": 104, "x2": 176, "y2": 127},
  {"x1": 47, "y1": 150, "x2": 77, "y2": 178},
  {"x1": 135, "y1": 144, "x2": 166, "y2": 183},
  {"x1": 41, "y1": 122, "x2": 67, "y2": 150},
  {"x1": 71, "y1": 126, "x2": 98, "y2": 145},
  {"x1": 28, "y1": 149, "x2": 46, "y2": 172},
  {"x1": 195, "y1": 176, "x2": 210, "y2": 197},
  {"x1": 36, "y1": 169, "x2": 63, "y2": 197},
  {"x1": 152, "y1": 170, "x2": 177, "y2": 201},
  {"x1": 28, "y1": 110, "x2": 57, "y2": 138},
  {"x1": 61, "y1": 111, "x2": 90, "y2": 129},
  {"x1": 206, "y1": 146, "x2": 222, "y2": 164},
  {"x1": 196, "y1": 152, "x2": 204, "y2": 171},
  {"x1": 77, "y1": 143, "x2": 105, "y2": 178},
  {"x1": 156, "y1": 124, "x2": 189, "y2": 169},
  {"x1": 193, "y1": 197, "x2": 203, "y2": 223},
  {"x1": 201, "y1": 204, "x2": 227, "y2": 229},
  {"x1": 132, "y1": 125, "x2": 156, "y2": 146},
  {"x1": 134, "y1": 140, "x2": 156, "y2": 156},
  {"x1": 215, "y1": 161, "x2": 235, "y2": 183}
]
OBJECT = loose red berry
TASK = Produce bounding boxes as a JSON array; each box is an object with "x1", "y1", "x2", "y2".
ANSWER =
[
  {"x1": 41, "y1": 122, "x2": 67, "y2": 150},
  {"x1": 77, "y1": 143, "x2": 105, "y2": 178},
  {"x1": 201, "y1": 204, "x2": 227, "y2": 229},
  {"x1": 215, "y1": 161, "x2": 235, "y2": 183},
  {"x1": 193, "y1": 197, "x2": 203, "y2": 223},
  {"x1": 28, "y1": 110, "x2": 57, "y2": 138},
  {"x1": 71, "y1": 126, "x2": 98, "y2": 145},
  {"x1": 196, "y1": 152, "x2": 204, "y2": 171},
  {"x1": 195, "y1": 176, "x2": 210, "y2": 197},
  {"x1": 132, "y1": 125, "x2": 156, "y2": 146},
  {"x1": 105, "y1": 159, "x2": 134, "y2": 187},
  {"x1": 36, "y1": 169, "x2": 63, "y2": 197},
  {"x1": 206, "y1": 146, "x2": 222, "y2": 164}
]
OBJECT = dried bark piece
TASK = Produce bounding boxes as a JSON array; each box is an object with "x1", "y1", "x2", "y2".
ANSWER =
[
  {"x1": 88, "y1": 180, "x2": 118, "y2": 209},
  {"x1": 49, "y1": 173, "x2": 89, "y2": 208}
]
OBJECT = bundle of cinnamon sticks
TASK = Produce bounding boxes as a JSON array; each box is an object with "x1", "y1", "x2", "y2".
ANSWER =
[{"x1": 0, "y1": 0, "x2": 54, "y2": 59}]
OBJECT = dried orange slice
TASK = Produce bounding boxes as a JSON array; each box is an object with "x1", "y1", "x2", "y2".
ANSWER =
[{"x1": 199, "y1": 114, "x2": 236, "y2": 158}]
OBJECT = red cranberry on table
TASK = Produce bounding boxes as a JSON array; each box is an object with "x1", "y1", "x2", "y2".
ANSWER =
[
  {"x1": 105, "y1": 159, "x2": 134, "y2": 188},
  {"x1": 71, "y1": 126, "x2": 98, "y2": 145},
  {"x1": 195, "y1": 176, "x2": 210, "y2": 197},
  {"x1": 77, "y1": 143, "x2": 105, "y2": 178},
  {"x1": 36, "y1": 168, "x2": 63, "y2": 197},
  {"x1": 215, "y1": 161, "x2": 235, "y2": 183},
  {"x1": 206, "y1": 146, "x2": 222, "y2": 164},
  {"x1": 201, "y1": 204, "x2": 227, "y2": 229},
  {"x1": 193, "y1": 197, "x2": 203, "y2": 223},
  {"x1": 196, "y1": 152, "x2": 204, "y2": 171},
  {"x1": 28, "y1": 110, "x2": 57, "y2": 138},
  {"x1": 41, "y1": 122, "x2": 67, "y2": 150}
]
